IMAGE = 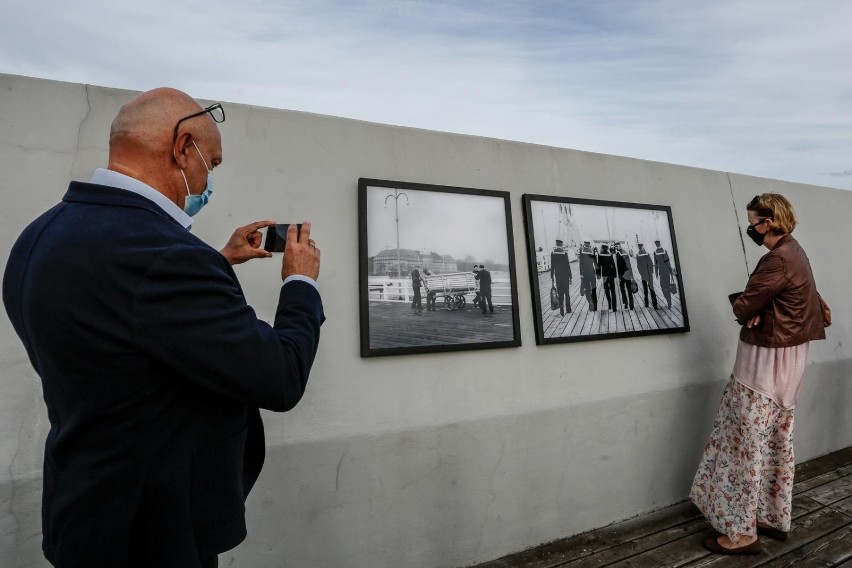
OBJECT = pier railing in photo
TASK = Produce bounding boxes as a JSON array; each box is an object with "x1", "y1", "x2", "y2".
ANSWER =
[{"x1": 367, "y1": 274, "x2": 513, "y2": 306}]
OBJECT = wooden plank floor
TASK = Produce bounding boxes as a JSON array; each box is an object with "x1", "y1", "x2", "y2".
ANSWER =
[
  {"x1": 537, "y1": 257, "x2": 686, "y2": 340},
  {"x1": 367, "y1": 299, "x2": 516, "y2": 349},
  {"x1": 470, "y1": 447, "x2": 852, "y2": 568}
]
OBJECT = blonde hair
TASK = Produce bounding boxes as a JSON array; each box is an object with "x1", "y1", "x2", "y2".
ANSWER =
[{"x1": 747, "y1": 193, "x2": 797, "y2": 234}]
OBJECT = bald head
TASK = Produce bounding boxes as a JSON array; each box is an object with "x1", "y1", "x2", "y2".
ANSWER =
[
  {"x1": 111, "y1": 88, "x2": 208, "y2": 150},
  {"x1": 107, "y1": 88, "x2": 223, "y2": 207}
]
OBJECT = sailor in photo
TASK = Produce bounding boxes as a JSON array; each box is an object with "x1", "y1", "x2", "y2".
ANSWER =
[
  {"x1": 578, "y1": 240, "x2": 598, "y2": 311},
  {"x1": 654, "y1": 240, "x2": 674, "y2": 309},
  {"x1": 636, "y1": 243, "x2": 658, "y2": 309},
  {"x1": 550, "y1": 239, "x2": 573, "y2": 316},
  {"x1": 597, "y1": 243, "x2": 617, "y2": 311},
  {"x1": 615, "y1": 243, "x2": 635, "y2": 310}
]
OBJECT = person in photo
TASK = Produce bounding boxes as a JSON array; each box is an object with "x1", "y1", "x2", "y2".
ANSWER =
[
  {"x1": 550, "y1": 239, "x2": 573, "y2": 316},
  {"x1": 654, "y1": 240, "x2": 674, "y2": 309},
  {"x1": 635, "y1": 243, "x2": 658, "y2": 309},
  {"x1": 475, "y1": 264, "x2": 494, "y2": 315},
  {"x1": 578, "y1": 240, "x2": 599, "y2": 311},
  {"x1": 411, "y1": 265, "x2": 423, "y2": 314},
  {"x1": 615, "y1": 243, "x2": 635, "y2": 311},
  {"x1": 597, "y1": 243, "x2": 617, "y2": 311}
]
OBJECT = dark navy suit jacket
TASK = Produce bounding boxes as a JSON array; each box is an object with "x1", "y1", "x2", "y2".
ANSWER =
[{"x1": 2, "y1": 182, "x2": 324, "y2": 567}]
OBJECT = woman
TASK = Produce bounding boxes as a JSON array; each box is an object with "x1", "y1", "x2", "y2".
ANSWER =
[{"x1": 690, "y1": 193, "x2": 829, "y2": 555}]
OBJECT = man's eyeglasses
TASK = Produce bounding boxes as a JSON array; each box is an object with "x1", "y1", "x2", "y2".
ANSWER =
[{"x1": 172, "y1": 103, "x2": 225, "y2": 142}]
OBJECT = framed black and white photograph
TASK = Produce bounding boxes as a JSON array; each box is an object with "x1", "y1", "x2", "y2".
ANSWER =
[
  {"x1": 359, "y1": 179, "x2": 521, "y2": 357},
  {"x1": 522, "y1": 194, "x2": 689, "y2": 345}
]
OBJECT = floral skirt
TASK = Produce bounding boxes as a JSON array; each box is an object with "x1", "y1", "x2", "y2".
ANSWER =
[{"x1": 689, "y1": 377, "x2": 795, "y2": 543}]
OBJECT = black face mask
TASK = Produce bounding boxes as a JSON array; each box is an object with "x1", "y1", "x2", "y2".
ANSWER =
[{"x1": 746, "y1": 222, "x2": 765, "y2": 246}]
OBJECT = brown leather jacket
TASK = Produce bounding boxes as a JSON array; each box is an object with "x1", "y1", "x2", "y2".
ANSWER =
[{"x1": 729, "y1": 234, "x2": 825, "y2": 348}]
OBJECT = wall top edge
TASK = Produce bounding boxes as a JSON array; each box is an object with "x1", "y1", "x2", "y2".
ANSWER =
[{"x1": 1, "y1": 72, "x2": 843, "y2": 195}]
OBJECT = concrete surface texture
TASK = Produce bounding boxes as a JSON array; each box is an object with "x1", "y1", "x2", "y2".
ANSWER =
[{"x1": 0, "y1": 73, "x2": 849, "y2": 568}]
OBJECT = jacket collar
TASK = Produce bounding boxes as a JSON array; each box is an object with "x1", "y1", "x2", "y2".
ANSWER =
[
  {"x1": 771, "y1": 233, "x2": 795, "y2": 250},
  {"x1": 62, "y1": 182, "x2": 185, "y2": 228}
]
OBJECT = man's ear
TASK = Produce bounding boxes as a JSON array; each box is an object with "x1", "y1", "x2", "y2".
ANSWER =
[{"x1": 172, "y1": 132, "x2": 193, "y2": 169}]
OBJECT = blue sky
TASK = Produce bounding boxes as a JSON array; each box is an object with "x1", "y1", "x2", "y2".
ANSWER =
[{"x1": 2, "y1": 0, "x2": 851, "y2": 189}]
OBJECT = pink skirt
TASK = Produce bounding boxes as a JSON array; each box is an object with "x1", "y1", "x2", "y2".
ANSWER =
[{"x1": 732, "y1": 340, "x2": 809, "y2": 410}]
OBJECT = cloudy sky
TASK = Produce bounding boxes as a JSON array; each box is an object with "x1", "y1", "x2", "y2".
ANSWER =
[
  {"x1": 3, "y1": 1, "x2": 851, "y2": 190},
  {"x1": 530, "y1": 200, "x2": 674, "y2": 255},
  {"x1": 366, "y1": 185, "x2": 509, "y2": 264}
]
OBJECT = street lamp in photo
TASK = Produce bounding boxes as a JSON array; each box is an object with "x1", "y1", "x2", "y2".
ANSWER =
[{"x1": 384, "y1": 189, "x2": 409, "y2": 278}]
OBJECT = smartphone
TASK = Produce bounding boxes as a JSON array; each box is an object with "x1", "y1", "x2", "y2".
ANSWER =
[{"x1": 263, "y1": 224, "x2": 302, "y2": 253}]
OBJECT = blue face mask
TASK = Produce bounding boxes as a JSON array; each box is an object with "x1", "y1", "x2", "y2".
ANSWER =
[{"x1": 178, "y1": 141, "x2": 214, "y2": 217}]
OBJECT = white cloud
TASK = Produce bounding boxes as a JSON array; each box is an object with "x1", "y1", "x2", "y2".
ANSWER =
[{"x1": 1, "y1": 0, "x2": 850, "y2": 189}]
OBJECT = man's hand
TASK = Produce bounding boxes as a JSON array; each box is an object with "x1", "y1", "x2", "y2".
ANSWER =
[
  {"x1": 282, "y1": 221, "x2": 320, "y2": 281},
  {"x1": 220, "y1": 220, "x2": 276, "y2": 266}
]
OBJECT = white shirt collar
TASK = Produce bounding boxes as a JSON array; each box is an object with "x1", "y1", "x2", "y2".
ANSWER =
[{"x1": 90, "y1": 168, "x2": 193, "y2": 230}]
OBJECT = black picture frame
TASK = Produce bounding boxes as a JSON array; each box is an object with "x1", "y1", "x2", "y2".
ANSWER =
[
  {"x1": 359, "y1": 179, "x2": 522, "y2": 357},
  {"x1": 522, "y1": 194, "x2": 689, "y2": 345}
]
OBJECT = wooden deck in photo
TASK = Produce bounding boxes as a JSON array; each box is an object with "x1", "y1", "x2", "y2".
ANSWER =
[
  {"x1": 367, "y1": 300, "x2": 516, "y2": 349},
  {"x1": 537, "y1": 256, "x2": 686, "y2": 340},
  {"x1": 470, "y1": 447, "x2": 852, "y2": 568}
]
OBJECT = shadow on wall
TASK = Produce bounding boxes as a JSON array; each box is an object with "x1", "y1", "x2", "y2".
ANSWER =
[
  {"x1": 224, "y1": 380, "x2": 723, "y2": 567},
  {"x1": 217, "y1": 357, "x2": 852, "y2": 568},
  {"x1": 797, "y1": 349, "x2": 852, "y2": 455},
  {"x1": 6, "y1": 359, "x2": 848, "y2": 568}
]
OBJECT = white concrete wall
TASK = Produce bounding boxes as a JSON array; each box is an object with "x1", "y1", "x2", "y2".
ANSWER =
[{"x1": 1, "y1": 74, "x2": 850, "y2": 568}]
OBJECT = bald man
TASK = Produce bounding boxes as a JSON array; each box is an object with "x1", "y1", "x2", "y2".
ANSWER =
[{"x1": 3, "y1": 89, "x2": 325, "y2": 567}]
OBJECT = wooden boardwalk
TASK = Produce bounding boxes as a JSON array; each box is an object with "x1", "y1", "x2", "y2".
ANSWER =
[
  {"x1": 470, "y1": 447, "x2": 852, "y2": 568},
  {"x1": 367, "y1": 300, "x2": 516, "y2": 349},
  {"x1": 537, "y1": 257, "x2": 686, "y2": 340}
]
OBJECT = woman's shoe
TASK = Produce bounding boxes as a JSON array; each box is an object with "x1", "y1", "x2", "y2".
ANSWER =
[
  {"x1": 703, "y1": 535, "x2": 762, "y2": 555},
  {"x1": 757, "y1": 524, "x2": 788, "y2": 541}
]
